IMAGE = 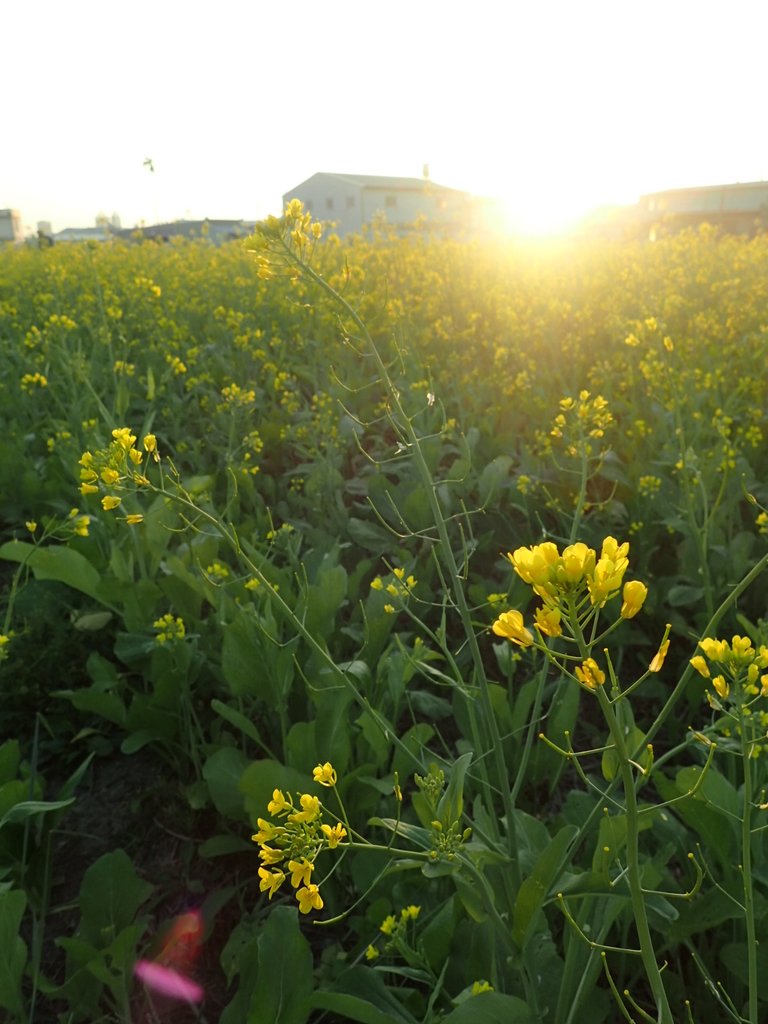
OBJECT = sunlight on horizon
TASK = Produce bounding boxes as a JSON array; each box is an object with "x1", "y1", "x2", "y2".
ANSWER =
[{"x1": 3, "y1": 1, "x2": 768, "y2": 234}]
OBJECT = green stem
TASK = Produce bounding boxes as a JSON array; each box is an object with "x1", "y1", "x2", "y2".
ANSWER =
[
  {"x1": 285, "y1": 247, "x2": 520, "y2": 878},
  {"x1": 741, "y1": 724, "x2": 759, "y2": 1024},
  {"x1": 569, "y1": 444, "x2": 590, "y2": 544},
  {"x1": 596, "y1": 686, "x2": 673, "y2": 1024},
  {"x1": 641, "y1": 550, "x2": 768, "y2": 753}
]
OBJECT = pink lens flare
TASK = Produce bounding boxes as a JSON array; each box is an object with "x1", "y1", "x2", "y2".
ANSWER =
[{"x1": 134, "y1": 959, "x2": 204, "y2": 1003}]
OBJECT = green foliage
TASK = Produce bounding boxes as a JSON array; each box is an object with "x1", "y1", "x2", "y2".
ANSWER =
[{"x1": 1, "y1": 223, "x2": 768, "y2": 1021}]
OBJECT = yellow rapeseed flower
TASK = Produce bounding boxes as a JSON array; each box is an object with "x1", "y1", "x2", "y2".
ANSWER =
[
  {"x1": 296, "y1": 883, "x2": 323, "y2": 914},
  {"x1": 288, "y1": 793, "x2": 321, "y2": 824},
  {"x1": 620, "y1": 580, "x2": 648, "y2": 619},
  {"x1": 258, "y1": 867, "x2": 285, "y2": 899},
  {"x1": 492, "y1": 610, "x2": 534, "y2": 647},
  {"x1": 575, "y1": 658, "x2": 606, "y2": 690},
  {"x1": 534, "y1": 605, "x2": 562, "y2": 638},
  {"x1": 288, "y1": 857, "x2": 314, "y2": 889},
  {"x1": 649, "y1": 638, "x2": 670, "y2": 673},
  {"x1": 320, "y1": 822, "x2": 347, "y2": 848},
  {"x1": 267, "y1": 789, "x2": 292, "y2": 815},
  {"x1": 312, "y1": 762, "x2": 337, "y2": 787}
]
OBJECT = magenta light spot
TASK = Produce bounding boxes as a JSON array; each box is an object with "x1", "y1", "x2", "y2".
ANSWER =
[{"x1": 134, "y1": 959, "x2": 204, "y2": 1003}]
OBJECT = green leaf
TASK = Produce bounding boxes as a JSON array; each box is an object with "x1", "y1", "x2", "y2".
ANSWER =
[
  {"x1": 0, "y1": 890, "x2": 27, "y2": 1015},
  {"x1": 442, "y1": 992, "x2": 536, "y2": 1023},
  {"x1": 512, "y1": 824, "x2": 577, "y2": 948},
  {"x1": 77, "y1": 849, "x2": 153, "y2": 947},
  {"x1": 347, "y1": 517, "x2": 395, "y2": 554},
  {"x1": 222, "y1": 608, "x2": 296, "y2": 704},
  {"x1": 73, "y1": 611, "x2": 114, "y2": 631},
  {"x1": 0, "y1": 741, "x2": 20, "y2": 786},
  {"x1": 392, "y1": 723, "x2": 435, "y2": 782},
  {"x1": 310, "y1": 991, "x2": 412, "y2": 1024},
  {"x1": 304, "y1": 562, "x2": 347, "y2": 640},
  {"x1": 0, "y1": 796, "x2": 75, "y2": 831},
  {"x1": 478, "y1": 455, "x2": 514, "y2": 506},
  {"x1": 601, "y1": 726, "x2": 648, "y2": 782},
  {"x1": 53, "y1": 688, "x2": 127, "y2": 727},
  {"x1": 314, "y1": 966, "x2": 418, "y2": 1023},
  {"x1": 211, "y1": 699, "x2": 269, "y2": 749},
  {"x1": 314, "y1": 691, "x2": 353, "y2": 775},
  {"x1": 666, "y1": 584, "x2": 705, "y2": 607},
  {"x1": 203, "y1": 747, "x2": 250, "y2": 819},
  {"x1": 0, "y1": 541, "x2": 102, "y2": 602},
  {"x1": 247, "y1": 906, "x2": 312, "y2": 1024},
  {"x1": 240, "y1": 760, "x2": 315, "y2": 826},
  {"x1": 198, "y1": 834, "x2": 254, "y2": 857},
  {"x1": 437, "y1": 751, "x2": 474, "y2": 830}
]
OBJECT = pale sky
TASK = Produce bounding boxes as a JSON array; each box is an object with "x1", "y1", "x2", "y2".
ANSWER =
[{"x1": 4, "y1": 0, "x2": 768, "y2": 235}]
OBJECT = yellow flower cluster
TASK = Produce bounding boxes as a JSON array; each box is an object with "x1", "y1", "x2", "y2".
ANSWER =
[
  {"x1": 690, "y1": 636, "x2": 768, "y2": 704},
  {"x1": 492, "y1": 538, "x2": 649, "y2": 690},
  {"x1": 251, "y1": 765, "x2": 346, "y2": 914},
  {"x1": 370, "y1": 567, "x2": 418, "y2": 598},
  {"x1": 153, "y1": 614, "x2": 186, "y2": 644},
  {"x1": 78, "y1": 428, "x2": 158, "y2": 523},
  {"x1": 20, "y1": 371, "x2": 48, "y2": 391},
  {"x1": 365, "y1": 905, "x2": 422, "y2": 961},
  {"x1": 67, "y1": 507, "x2": 91, "y2": 537},
  {"x1": 507, "y1": 537, "x2": 642, "y2": 612},
  {"x1": 550, "y1": 390, "x2": 613, "y2": 455}
]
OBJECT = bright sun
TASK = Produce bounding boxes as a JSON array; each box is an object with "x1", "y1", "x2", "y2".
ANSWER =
[{"x1": 493, "y1": 184, "x2": 602, "y2": 238}]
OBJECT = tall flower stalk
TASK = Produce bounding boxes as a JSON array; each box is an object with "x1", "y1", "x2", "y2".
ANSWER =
[{"x1": 493, "y1": 536, "x2": 674, "y2": 1024}]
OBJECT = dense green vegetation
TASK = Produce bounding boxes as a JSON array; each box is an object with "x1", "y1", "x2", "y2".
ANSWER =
[{"x1": 1, "y1": 213, "x2": 768, "y2": 1022}]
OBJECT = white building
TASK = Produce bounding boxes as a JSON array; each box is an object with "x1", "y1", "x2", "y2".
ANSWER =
[
  {"x1": 282, "y1": 172, "x2": 473, "y2": 237},
  {"x1": 0, "y1": 209, "x2": 24, "y2": 243}
]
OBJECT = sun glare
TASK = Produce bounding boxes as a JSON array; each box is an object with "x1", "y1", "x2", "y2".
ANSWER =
[{"x1": 496, "y1": 191, "x2": 593, "y2": 239}]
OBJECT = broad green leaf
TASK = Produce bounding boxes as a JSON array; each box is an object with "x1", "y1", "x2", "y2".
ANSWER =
[
  {"x1": 666, "y1": 584, "x2": 705, "y2": 607},
  {"x1": 314, "y1": 966, "x2": 418, "y2": 1023},
  {"x1": 314, "y1": 690, "x2": 353, "y2": 775},
  {"x1": 0, "y1": 796, "x2": 75, "y2": 831},
  {"x1": 478, "y1": 455, "x2": 514, "y2": 506},
  {"x1": 73, "y1": 610, "x2": 113, "y2": 631},
  {"x1": 78, "y1": 849, "x2": 153, "y2": 947},
  {"x1": 54, "y1": 687, "x2": 127, "y2": 727},
  {"x1": 0, "y1": 890, "x2": 27, "y2": 1015},
  {"x1": 392, "y1": 723, "x2": 435, "y2": 782},
  {"x1": 240, "y1": 759, "x2": 316, "y2": 826},
  {"x1": 347, "y1": 517, "x2": 393, "y2": 554},
  {"x1": 442, "y1": 992, "x2": 536, "y2": 1023},
  {"x1": 199, "y1": 834, "x2": 253, "y2": 857},
  {"x1": 0, "y1": 541, "x2": 102, "y2": 602},
  {"x1": 436, "y1": 751, "x2": 474, "y2": 829},
  {"x1": 203, "y1": 747, "x2": 250, "y2": 819},
  {"x1": 247, "y1": 906, "x2": 312, "y2": 1024},
  {"x1": 310, "y1": 991, "x2": 412, "y2": 1024},
  {"x1": 601, "y1": 726, "x2": 648, "y2": 782},
  {"x1": 512, "y1": 824, "x2": 577, "y2": 948},
  {"x1": 303, "y1": 562, "x2": 347, "y2": 641},
  {"x1": 0, "y1": 741, "x2": 20, "y2": 786},
  {"x1": 211, "y1": 699, "x2": 269, "y2": 749}
]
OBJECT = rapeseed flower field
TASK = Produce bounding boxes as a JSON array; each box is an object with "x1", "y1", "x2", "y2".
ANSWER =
[{"x1": 0, "y1": 217, "x2": 767, "y2": 1022}]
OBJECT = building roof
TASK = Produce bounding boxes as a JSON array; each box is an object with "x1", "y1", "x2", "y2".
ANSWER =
[
  {"x1": 641, "y1": 181, "x2": 768, "y2": 213},
  {"x1": 287, "y1": 172, "x2": 466, "y2": 195}
]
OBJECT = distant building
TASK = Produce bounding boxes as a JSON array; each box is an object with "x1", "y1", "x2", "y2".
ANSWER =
[
  {"x1": 116, "y1": 218, "x2": 254, "y2": 244},
  {"x1": 639, "y1": 181, "x2": 768, "y2": 239},
  {"x1": 0, "y1": 209, "x2": 24, "y2": 243},
  {"x1": 282, "y1": 172, "x2": 474, "y2": 237},
  {"x1": 54, "y1": 225, "x2": 115, "y2": 243}
]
